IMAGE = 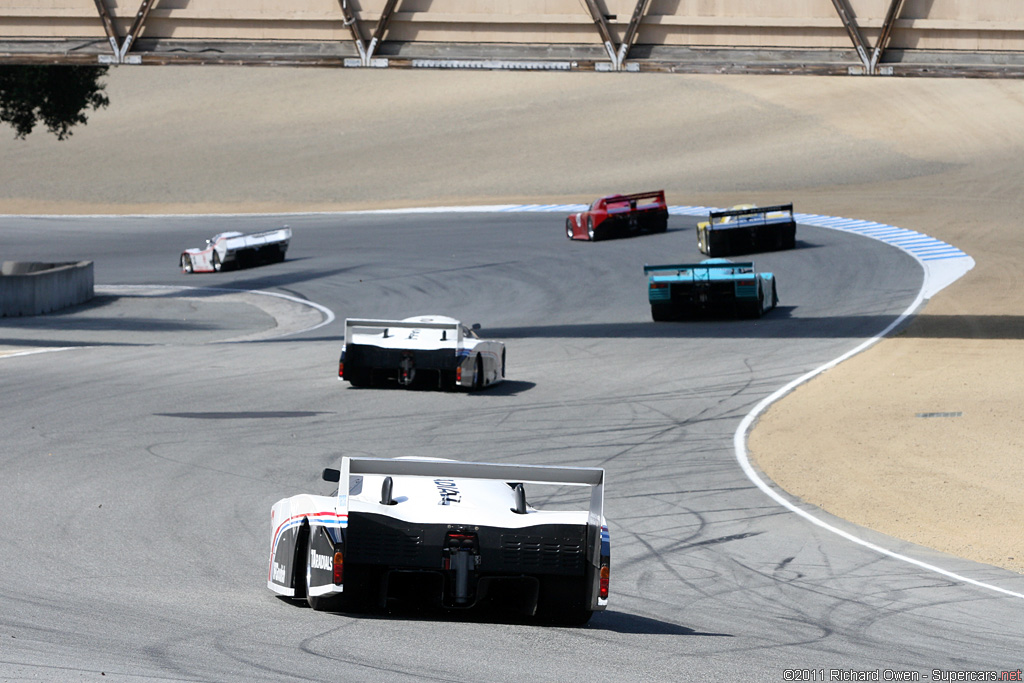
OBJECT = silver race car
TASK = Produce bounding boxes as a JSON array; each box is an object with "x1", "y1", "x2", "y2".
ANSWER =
[
  {"x1": 338, "y1": 316, "x2": 505, "y2": 390},
  {"x1": 180, "y1": 226, "x2": 291, "y2": 273},
  {"x1": 267, "y1": 457, "x2": 610, "y2": 625}
]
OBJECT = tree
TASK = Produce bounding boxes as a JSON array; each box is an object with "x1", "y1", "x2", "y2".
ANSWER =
[{"x1": 0, "y1": 65, "x2": 110, "y2": 140}]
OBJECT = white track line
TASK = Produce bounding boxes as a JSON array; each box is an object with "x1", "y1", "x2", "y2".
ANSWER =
[{"x1": 98, "y1": 284, "x2": 335, "y2": 339}]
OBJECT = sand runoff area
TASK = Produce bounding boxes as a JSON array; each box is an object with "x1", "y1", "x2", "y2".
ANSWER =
[{"x1": 2, "y1": 67, "x2": 1022, "y2": 573}]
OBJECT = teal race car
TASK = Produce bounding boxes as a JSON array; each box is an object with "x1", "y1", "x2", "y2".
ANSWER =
[{"x1": 644, "y1": 258, "x2": 778, "y2": 321}]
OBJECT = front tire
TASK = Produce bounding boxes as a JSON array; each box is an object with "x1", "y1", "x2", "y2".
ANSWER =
[
  {"x1": 565, "y1": 218, "x2": 574, "y2": 239},
  {"x1": 212, "y1": 252, "x2": 222, "y2": 272},
  {"x1": 587, "y1": 216, "x2": 596, "y2": 241},
  {"x1": 180, "y1": 254, "x2": 193, "y2": 274}
]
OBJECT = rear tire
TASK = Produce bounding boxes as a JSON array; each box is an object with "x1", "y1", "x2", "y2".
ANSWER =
[
  {"x1": 536, "y1": 575, "x2": 593, "y2": 626},
  {"x1": 472, "y1": 355, "x2": 484, "y2": 390},
  {"x1": 651, "y1": 304, "x2": 672, "y2": 322},
  {"x1": 305, "y1": 531, "x2": 343, "y2": 612},
  {"x1": 745, "y1": 287, "x2": 765, "y2": 319},
  {"x1": 346, "y1": 368, "x2": 371, "y2": 388}
]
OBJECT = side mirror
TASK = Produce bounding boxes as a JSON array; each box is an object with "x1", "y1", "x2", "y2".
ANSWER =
[
  {"x1": 322, "y1": 468, "x2": 340, "y2": 483},
  {"x1": 471, "y1": 323, "x2": 481, "y2": 331}
]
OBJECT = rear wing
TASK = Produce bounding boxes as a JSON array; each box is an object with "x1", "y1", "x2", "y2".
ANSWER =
[
  {"x1": 602, "y1": 190, "x2": 666, "y2": 212},
  {"x1": 344, "y1": 317, "x2": 463, "y2": 348},
  {"x1": 707, "y1": 203, "x2": 793, "y2": 225},
  {"x1": 222, "y1": 226, "x2": 291, "y2": 248},
  {"x1": 252, "y1": 226, "x2": 292, "y2": 240},
  {"x1": 331, "y1": 456, "x2": 606, "y2": 563},
  {"x1": 644, "y1": 261, "x2": 754, "y2": 275}
]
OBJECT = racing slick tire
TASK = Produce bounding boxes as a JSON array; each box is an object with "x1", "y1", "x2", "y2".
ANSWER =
[
  {"x1": 535, "y1": 575, "x2": 593, "y2": 626},
  {"x1": 303, "y1": 529, "x2": 342, "y2": 612},
  {"x1": 472, "y1": 355, "x2": 484, "y2": 390},
  {"x1": 345, "y1": 368, "x2": 372, "y2": 388},
  {"x1": 566, "y1": 218, "x2": 574, "y2": 239},
  {"x1": 587, "y1": 216, "x2": 597, "y2": 241},
  {"x1": 501, "y1": 349, "x2": 506, "y2": 379},
  {"x1": 180, "y1": 254, "x2": 193, "y2": 274},
  {"x1": 298, "y1": 523, "x2": 374, "y2": 613},
  {"x1": 212, "y1": 252, "x2": 223, "y2": 272},
  {"x1": 744, "y1": 288, "x2": 765, "y2": 319},
  {"x1": 651, "y1": 304, "x2": 673, "y2": 322},
  {"x1": 441, "y1": 370, "x2": 457, "y2": 392}
]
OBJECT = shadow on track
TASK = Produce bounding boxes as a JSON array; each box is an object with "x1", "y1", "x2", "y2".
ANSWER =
[{"x1": 275, "y1": 596, "x2": 732, "y2": 636}]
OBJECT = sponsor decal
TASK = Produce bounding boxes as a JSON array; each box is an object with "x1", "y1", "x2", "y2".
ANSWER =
[
  {"x1": 272, "y1": 562, "x2": 286, "y2": 584},
  {"x1": 310, "y1": 549, "x2": 333, "y2": 572},
  {"x1": 434, "y1": 478, "x2": 461, "y2": 505}
]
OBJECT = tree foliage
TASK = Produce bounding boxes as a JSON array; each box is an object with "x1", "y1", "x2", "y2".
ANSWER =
[{"x1": 0, "y1": 65, "x2": 110, "y2": 140}]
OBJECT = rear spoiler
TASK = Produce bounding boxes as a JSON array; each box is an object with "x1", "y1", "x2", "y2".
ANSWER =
[
  {"x1": 329, "y1": 456, "x2": 606, "y2": 562},
  {"x1": 238, "y1": 226, "x2": 291, "y2": 241},
  {"x1": 644, "y1": 262, "x2": 754, "y2": 274},
  {"x1": 603, "y1": 190, "x2": 666, "y2": 209},
  {"x1": 606, "y1": 189, "x2": 665, "y2": 203},
  {"x1": 708, "y1": 203, "x2": 793, "y2": 222},
  {"x1": 344, "y1": 317, "x2": 464, "y2": 346}
]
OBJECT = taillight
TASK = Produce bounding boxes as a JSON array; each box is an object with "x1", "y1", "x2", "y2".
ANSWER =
[
  {"x1": 442, "y1": 531, "x2": 479, "y2": 569},
  {"x1": 456, "y1": 366, "x2": 462, "y2": 383},
  {"x1": 338, "y1": 361, "x2": 344, "y2": 378},
  {"x1": 737, "y1": 279, "x2": 755, "y2": 287},
  {"x1": 650, "y1": 282, "x2": 667, "y2": 289},
  {"x1": 599, "y1": 564, "x2": 610, "y2": 599},
  {"x1": 445, "y1": 532, "x2": 478, "y2": 551},
  {"x1": 333, "y1": 551, "x2": 344, "y2": 584}
]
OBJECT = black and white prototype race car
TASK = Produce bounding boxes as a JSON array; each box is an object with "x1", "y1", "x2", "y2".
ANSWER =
[
  {"x1": 179, "y1": 226, "x2": 291, "y2": 273},
  {"x1": 338, "y1": 316, "x2": 505, "y2": 390},
  {"x1": 267, "y1": 457, "x2": 610, "y2": 625}
]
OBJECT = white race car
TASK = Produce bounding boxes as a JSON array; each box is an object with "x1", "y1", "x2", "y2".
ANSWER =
[
  {"x1": 180, "y1": 226, "x2": 291, "y2": 273},
  {"x1": 338, "y1": 316, "x2": 505, "y2": 390},
  {"x1": 267, "y1": 456, "x2": 610, "y2": 625}
]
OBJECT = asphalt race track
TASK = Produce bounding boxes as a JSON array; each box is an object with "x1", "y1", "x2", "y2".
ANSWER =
[{"x1": 2, "y1": 212, "x2": 1023, "y2": 681}]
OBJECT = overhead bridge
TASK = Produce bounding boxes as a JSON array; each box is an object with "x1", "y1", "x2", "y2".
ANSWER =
[{"x1": 2, "y1": 1, "x2": 1024, "y2": 77}]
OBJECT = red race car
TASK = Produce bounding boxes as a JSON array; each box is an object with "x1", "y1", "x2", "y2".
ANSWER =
[{"x1": 566, "y1": 190, "x2": 669, "y2": 242}]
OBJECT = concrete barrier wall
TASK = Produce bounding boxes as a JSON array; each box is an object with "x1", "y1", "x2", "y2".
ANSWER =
[
  {"x1": 1, "y1": 0, "x2": 1023, "y2": 52},
  {"x1": 0, "y1": 261, "x2": 94, "y2": 317}
]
